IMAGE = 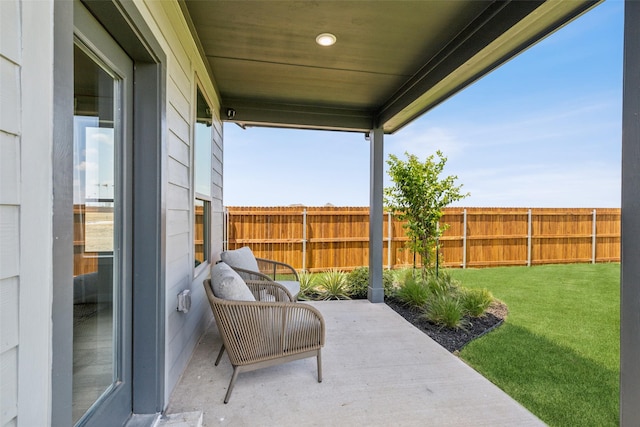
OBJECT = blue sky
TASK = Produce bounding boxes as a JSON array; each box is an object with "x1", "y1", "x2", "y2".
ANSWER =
[{"x1": 223, "y1": 0, "x2": 623, "y2": 208}]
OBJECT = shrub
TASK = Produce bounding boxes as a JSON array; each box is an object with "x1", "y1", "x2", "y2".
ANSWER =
[
  {"x1": 394, "y1": 274, "x2": 430, "y2": 308},
  {"x1": 393, "y1": 268, "x2": 493, "y2": 328},
  {"x1": 346, "y1": 267, "x2": 395, "y2": 299},
  {"x1": 317, "y1": 269, "x2": 350, "y2": 300},
  {"x1": 425, "y1": 269, "x2": 459, "y2": 297},
  {"x1": 460, "y1": 288, "x2": 494, "y2": 317},
  {"x1": 425, "y1": 294, "x2": 468, "y2": 329}
]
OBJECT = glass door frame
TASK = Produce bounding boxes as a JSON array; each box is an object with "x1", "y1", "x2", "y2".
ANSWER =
[
  {"x1": 52, "y1": 1, "x2": 167, "y2": 425},
  {"x1": 72, "y1": 3, "x2": 133, "y2": 425}
]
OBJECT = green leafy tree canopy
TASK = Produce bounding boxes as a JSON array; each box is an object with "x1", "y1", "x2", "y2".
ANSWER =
[{"x1": 384, "y1": 150, "x2": 468, "y2": 272}]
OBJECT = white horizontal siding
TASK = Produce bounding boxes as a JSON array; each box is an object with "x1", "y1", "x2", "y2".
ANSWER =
[
  {"x1": 167, "y1": 182, "x2": 190, "y2": 208},
  {"x1": 166, "y1": 209, "x2": 189, "y2": 236},
  {"x1": 0, "y1": 347, "x2": 18, "y2": 426},
  {"x1": 0, "y1": 3, "x2": 21, "y2": 426},
  {"x1": 0, "y1": 277, "x2": 19, "y2": 353},
  {"x1": 168, "y1": 104, "x2": 190, "y2": 145},
  {"x1": 167, "y1": 233, "x2": 190, "y2": 263},
  {"x1": 0, "y1": 207, "x2": 19, "y2": 280},
  {"x1": 211, "y1": 113, "x2": 222, "y2": 137},
  {"x1": 135, "y1": 0, "x2": 222, "y2": 407},
  {"x1": 168, "y1": 130, "x2": 190, "y2": 167},
  {"x1": 212, "y1": 133, "x2": 222, "y2": 163},
  {"x1": 168, "y1": 157, "x2": 190, "y2": 189},
  {"x1": 168, "y1": 77, "x2": 190, "y2": 124},
  {"x1": 165, "y1": 255, "x2": 190, "y2": 290},
  {"x1": 0, "y1": 278, "x2": 19, "y2": 427},
  {"x1": 0, "y1": 133, "x2": 19, "y2": 205},
  {"x1": 0, "y1": 59, "x2": 20, "y2": 136},
  {"x1": 0, "y1": 0, "x2": 21, "y2": 64}
]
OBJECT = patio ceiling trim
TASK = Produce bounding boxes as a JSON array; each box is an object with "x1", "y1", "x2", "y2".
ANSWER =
[
  {"x1": 377, "y1": 0, "x2": 600, "y2": 133},
  {"x1": 179, "y1": 0, "x2": 601, "y2": 134},
  {"x1": 220, "y1": 98, "x2": 375, "y2": 133}
]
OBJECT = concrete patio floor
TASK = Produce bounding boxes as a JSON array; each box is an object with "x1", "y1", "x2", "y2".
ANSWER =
[{"x1": 166, "y1": 300, "x2": 545, "y2": 426}]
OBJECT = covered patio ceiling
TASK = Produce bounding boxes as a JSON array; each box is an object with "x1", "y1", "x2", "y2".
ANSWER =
[{"x1": 180, "y1": 0, "x2": 600, "y2": 134}]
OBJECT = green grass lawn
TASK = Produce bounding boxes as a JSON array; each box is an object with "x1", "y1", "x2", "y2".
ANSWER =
[{"x1": 450, "y1": 263, "x2": 620, "y2": 427}]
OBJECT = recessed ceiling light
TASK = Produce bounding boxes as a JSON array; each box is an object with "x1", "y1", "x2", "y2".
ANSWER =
[{"x1": 316, "y1": 33, "x2": 337, "y2": 47}]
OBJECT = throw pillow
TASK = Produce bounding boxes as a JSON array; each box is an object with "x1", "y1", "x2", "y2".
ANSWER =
[
  {"x1": 210, "y1": 262, "x2": 255, "y2": 301},
  {"x1": 220, "y1": 246, "x2": 260, "y2": 272}
]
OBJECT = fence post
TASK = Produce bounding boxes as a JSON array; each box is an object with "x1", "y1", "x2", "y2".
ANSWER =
[
  {"x1": 387, "y1": 211, "x2": 392, "y2": 270},
  {"x1": 302, "y1": 209, "x2": 307, "y2": 272},
  {"x1": 223, "y1": 207, "x2": 229, "y2": 251},
  {"x1": 592, "y1": 209, "x2": 597, "y2": 264},
  {"x1": 462, "y1": 209, "x2": 467, "y2": 268},
  {"x1": 527, "y1": 209, "x2": 532, "y2": 267}
]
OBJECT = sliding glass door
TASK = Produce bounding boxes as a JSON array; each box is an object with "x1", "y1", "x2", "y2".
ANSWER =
[{"x1": 72, "y1": 3, "x2": 133, "y2": 425}]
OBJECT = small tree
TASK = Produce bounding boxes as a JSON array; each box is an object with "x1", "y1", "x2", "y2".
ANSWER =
[{"x1": 385, "y1": 151, "x2": 468, "y2": 275}]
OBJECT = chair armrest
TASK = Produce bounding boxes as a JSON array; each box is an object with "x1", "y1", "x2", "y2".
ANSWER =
[
  {"x1": 228, "y1": 266, "x2": 294, "y2": 300},
  {"x1": 211, "y1": 298, "x2": 325, "y2": 365},
  {"x1": 255, "y1": 257, "x2": 300, "y2": 281}
]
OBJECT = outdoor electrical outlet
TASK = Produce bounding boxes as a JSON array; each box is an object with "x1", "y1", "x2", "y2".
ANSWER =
[{"x1": 177, "y1": 289, "x2": 192, "y2": 313}]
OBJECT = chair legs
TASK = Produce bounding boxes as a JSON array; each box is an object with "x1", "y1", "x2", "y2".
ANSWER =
[
  {"x1": 224, "y1": 367, "x2": 240, "y2": 404},
  {"x1": 215, "y1": 344, "x2": 225, "y2": 366},
  {"x1": 219, "y1": 348, "x2": 323, "y2": 403}
]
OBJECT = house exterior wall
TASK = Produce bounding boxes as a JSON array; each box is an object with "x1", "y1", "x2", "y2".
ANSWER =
[
  {"x1": 0, "y1": 2, "x2": 22, "y2": 425},
  {"x1": 1, "y1": 0, "x2": 223, "y2": 423},
  {"x1": 132, "y1": 0, "x2": 223, "y2": 406},
  {"x1": 1, "y1": 1, "x2": 55, "y2": 426}
]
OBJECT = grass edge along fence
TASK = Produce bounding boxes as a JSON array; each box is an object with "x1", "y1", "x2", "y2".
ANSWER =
[{"x1": 224, "y1": 207, "x2": 620, "y2": 272}]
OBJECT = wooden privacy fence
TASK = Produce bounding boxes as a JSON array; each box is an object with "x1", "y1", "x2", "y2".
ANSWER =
[{"x1": 224, "y1": 207, "x2": 620, "y2": 272}]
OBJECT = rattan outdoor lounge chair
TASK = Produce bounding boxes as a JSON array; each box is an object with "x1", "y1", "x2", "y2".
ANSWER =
[
  {"x1": 221, "y1": 246, "x2": 301, "y2": 300},
  {"x1": 204, "y1": 265, "x2": 325, "y2": 403}
]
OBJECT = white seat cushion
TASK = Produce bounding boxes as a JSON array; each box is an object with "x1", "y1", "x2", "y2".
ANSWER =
[
  {"x1": 220, "y1": 247, "x2": 260, "y2": 272},
  {"x1": 210, "y1": 262, "x2": 255, "y2": 301},
  {"x1": 277, "y1": 280, "x2": 301, "y2": 298},
  {"x1": 258, "y1": 289, "x2": 277, "y2": 302}
]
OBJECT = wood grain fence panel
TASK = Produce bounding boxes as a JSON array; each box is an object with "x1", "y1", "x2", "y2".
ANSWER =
[
  {"x1": 219, "y1": 207, "x2": 621, "y2": 272},
  {"x1": 595, "y1": 209, "x2": 621, "y2": 262},
  {"x1": 306, "y1": 208, "x2": 369, "y2": 271},
  {"x1": 531, "y1": 209, "x2": 593, "y2": 264},
  {"x1": 439, "y1": 210, "x2": 464, "y2": 267},
  {"x1": 228, "y1": 207, "x2": 304, "y2": 269},
  {"x1": 72, "y1": 206, "x2": 622, "y2": 274}
]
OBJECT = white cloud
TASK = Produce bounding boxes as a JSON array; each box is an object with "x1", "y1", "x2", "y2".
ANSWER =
[
  {"x1": 456, "y1": 162, "x2": 620, "y2": 207},
  {"x1": 386, "y1": 125, "x2": 465, "y2": 161}
]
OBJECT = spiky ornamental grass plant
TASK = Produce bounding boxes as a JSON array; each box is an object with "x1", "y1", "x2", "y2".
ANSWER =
[
  {"x1": 316, "y1": 269, "x2": 350, "y2": 300},
  {"x1": 460, "y1": 288, "x2": 494, "y2": 317},
  {"x1": 424, "y1": 294, "x2": 468, "y2": 330},
  {"x1": 297, "y1": 271, "x2": 320, "y2": 300},
  {"x1": 393, "y1": 268, "x2": 495, "y2": 327},
  {"x1": 394, "y1": 272, "x2": 430, "y2": 308},
  {"x1": 425, "y1": 268, "x2": 459, "y2": 297}
]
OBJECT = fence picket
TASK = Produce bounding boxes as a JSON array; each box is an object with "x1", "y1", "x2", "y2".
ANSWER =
[{"x1": 219, "y1": 207, "x2": 621, "y2": 272}]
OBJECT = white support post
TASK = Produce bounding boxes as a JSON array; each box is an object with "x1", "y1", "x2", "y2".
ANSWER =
[
  {"x1": 302, "y1": 209, "x2": 307, "y2": 272},
  {"x1": 368, "y1": 128, "x2": 384, "y2": 303},
  {"x1": 387, "y1": 211, "x2": 392, "y2": 270},
  {"x1": 462, "y1": 209, "x2": 467, "y2": 268},
  {"x1": 527, "y1": 209, "x2": 532, "y2": 267},
  {"x1": 592, "y1": 209, "x2": 597, "y2": 264}
]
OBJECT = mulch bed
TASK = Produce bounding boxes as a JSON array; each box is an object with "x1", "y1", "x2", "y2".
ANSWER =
[{"x1": 385, "y1": 298, "x2": 508, "y2": 353}]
